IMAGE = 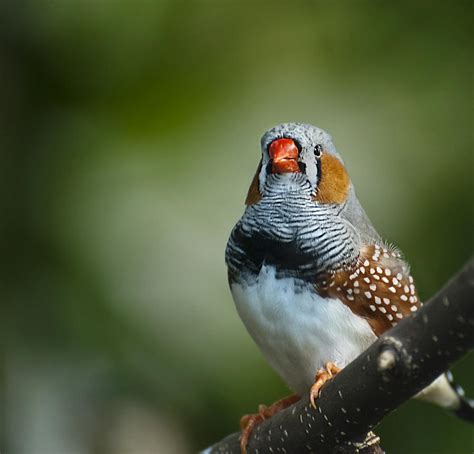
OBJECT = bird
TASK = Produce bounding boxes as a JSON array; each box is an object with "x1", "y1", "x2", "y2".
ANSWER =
[{"x1": 225, "y1": 122, "x2": 473, "y2": 452}]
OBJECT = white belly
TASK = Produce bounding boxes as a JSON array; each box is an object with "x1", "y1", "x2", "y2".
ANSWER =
[{"x1": 231, "y1": 265, "x2": 377, "y2": 395}]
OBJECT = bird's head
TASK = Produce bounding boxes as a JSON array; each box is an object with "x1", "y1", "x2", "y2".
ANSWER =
[{"x1": 246, "y1": 123, "x2": 351, "y2": 206}]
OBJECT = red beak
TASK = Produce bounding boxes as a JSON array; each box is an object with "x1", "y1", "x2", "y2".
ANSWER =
[{"x1": 269, "y1": 138, "x2": 300, "y2": 174}]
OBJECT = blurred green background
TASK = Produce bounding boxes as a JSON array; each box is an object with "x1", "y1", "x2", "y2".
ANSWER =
[{"x1": 1, "y1": 1, "x2": 473, "y2": 453}]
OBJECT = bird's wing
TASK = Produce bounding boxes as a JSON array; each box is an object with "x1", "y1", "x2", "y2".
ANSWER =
[{"x1": 317, "y1": 244, "x2": 421, "y2": 336}]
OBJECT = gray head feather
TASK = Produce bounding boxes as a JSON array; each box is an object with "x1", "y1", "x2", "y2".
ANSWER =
[{"x1": 260, "y1": 122, "x2": 381, "y2": 244}]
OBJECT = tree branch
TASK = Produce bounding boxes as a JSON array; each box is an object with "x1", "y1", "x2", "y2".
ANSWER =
[{"x1": 203, "y1": 257, "x2": 474, "y2": 454}]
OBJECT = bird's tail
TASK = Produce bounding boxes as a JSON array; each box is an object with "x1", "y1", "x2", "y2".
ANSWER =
[
  {"x1": 415, "y1": 372, "x2": 474, "y2": 423},
  {"x1": 446, "y1": 371, "x2": 474, "y2": 423}
]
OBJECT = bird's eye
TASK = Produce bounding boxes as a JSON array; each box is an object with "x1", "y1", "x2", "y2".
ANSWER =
[{"x1": 314, "y1": 144, "x2": 323, "y2": 158}]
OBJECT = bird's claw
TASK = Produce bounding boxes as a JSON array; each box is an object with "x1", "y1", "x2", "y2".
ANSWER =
[
  {"x1": 239, "y1": 394, "x2": 300, "y2": 454},
  {"x1": 310, "y1": 362, "x2": 341, "y2": 409}
]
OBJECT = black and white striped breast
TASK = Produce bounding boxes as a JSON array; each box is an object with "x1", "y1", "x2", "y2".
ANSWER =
[{"x1": 226, "y1": 175, "x2": 359, "y2": 285}]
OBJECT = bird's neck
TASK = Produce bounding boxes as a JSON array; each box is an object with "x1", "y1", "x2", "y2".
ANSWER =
[
  {"x1": 261, "y1": 173, "x2": 313, "y2": 198},
  {"x1": 226, "y1": 185, "x2": 360, "y2": 285}
]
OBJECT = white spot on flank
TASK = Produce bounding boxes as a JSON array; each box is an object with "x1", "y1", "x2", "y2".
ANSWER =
[
  {"x1": 363, "y1": 260, "x2": 370, "y2": 267},
  {"x1": 376, "y1": 267, "x2": 383, "y2": 274},
  {"x1": 391, "y1": 305, "x2": 398, "y2": 312},
  {"x1": 365, "y1": 291, "x2": 372, "y2": 299},
  {"x1": 396, "y1": 313, "x2": 403, "y2": 319},
  {"x1": 370, "y1": 305, "x2": 376, "y2": 312},
  {"x1": 410, "y1": 306, "x2": 418, "y2": 312},
  {"x1": 392, "y1": 278, "x2": 399, "y2": 286},
  {"x1": 387, "y1": 314, "x2": 394, "y2": 321},
  {"x1": 382, "y1": 277, "x2": 389, "y2": 284},
  {"x1": 388, "y1": 286, "x2": 396, "y2": 293},
  {"x1": 354, "y1": 281, "x2": 359, "y2": 287},
  {"x1": 370, "y1": 284, "x2": 377, "y2": 291},
  {"x1": 396, "y1": 273, "x2": 403, "y2": 280},
  {"x1": 364, "y1": 277, "x2": 371, "y2": 284},
  {"x1": 401, "y1": 295, "x2": 408, "y2": 301},
  {"x1": 374, "y1": 296, "x2": 382, "y2": 305},
  {"x1": 379, "y1": 307, "x2": 387, "y2": 313},
  {"x1": 384, "y1": 269, "x2": 391, "y2": 276},
  {"x1": 383, "y1": 298, "x2": 390, "y2": 305}
]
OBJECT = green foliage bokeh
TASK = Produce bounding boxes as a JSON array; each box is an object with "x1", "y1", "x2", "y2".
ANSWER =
[{"x1": 1, "y1": 1, "x2": 472, "y2": 453}]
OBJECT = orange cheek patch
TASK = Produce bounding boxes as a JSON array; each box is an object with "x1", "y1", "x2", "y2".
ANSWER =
[
  {"x1": 314, "y1": 154, "x2": 350, "y2": 204},
  {"x1": 245, "y1": 161, "x2": 262, "y2": 205}
]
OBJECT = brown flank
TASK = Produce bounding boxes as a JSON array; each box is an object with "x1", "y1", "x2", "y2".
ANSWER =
[{"x1": 316, "y1": 244, "x2": 421, "y2": 337}]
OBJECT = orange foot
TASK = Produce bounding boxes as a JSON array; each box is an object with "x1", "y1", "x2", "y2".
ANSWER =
[
  {"x1": 309, "y1": 362, "x2": 341, "y2": 409},
  {"x1": 239, "y1": 394, "x2": 300, "y2": 454}
]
